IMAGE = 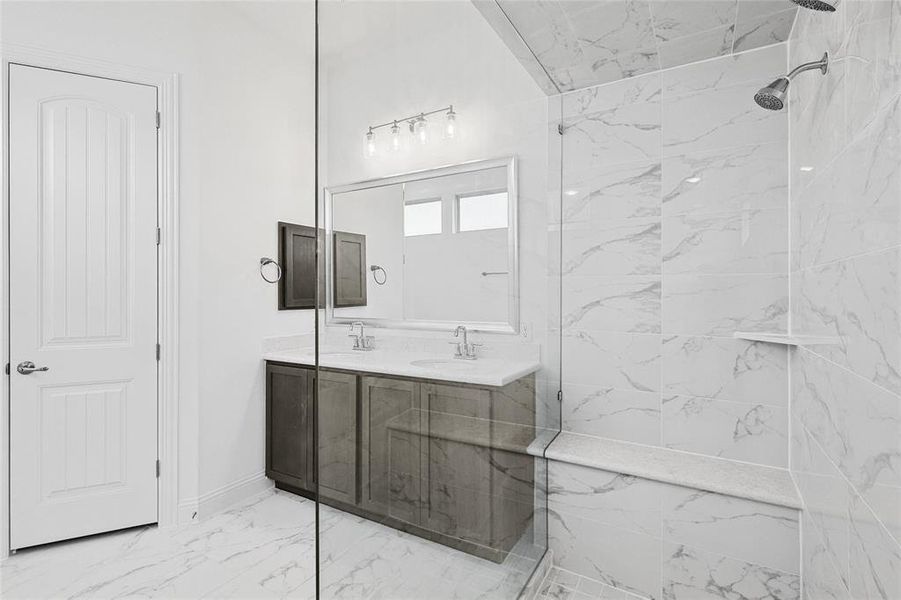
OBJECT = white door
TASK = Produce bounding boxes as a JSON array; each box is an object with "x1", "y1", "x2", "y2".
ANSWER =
[{"x1": 9, "y1": 65, "x2": 159, "y2": 550}]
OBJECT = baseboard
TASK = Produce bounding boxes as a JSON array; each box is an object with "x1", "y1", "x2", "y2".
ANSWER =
[
  {"x1": 177, "y1": 471, "x2": 273, "y2": 524},
  {"x1": 176, "y1": 499, "x2": 200, "y2": 525}
]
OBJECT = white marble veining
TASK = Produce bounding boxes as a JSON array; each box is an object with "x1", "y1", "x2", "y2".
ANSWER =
[
  {"x1": 545, "y1": 432, "x2": 801, "y2": 510},
  {"x1": 561, "y1": 276, "x2": 661, "y2": 333},
  {"x1": 556, "y1": 44, "x2": 792, "y2": 482},
  {"x1": 561, "y1": 384, "x2": 661, "y2": 445},
  {"x1": 482, "y1": 0, "x2": 796, "y2": 93},
  {"x1": 661, "y1": 488, "x2": 799, "y2": 573},
  {"x1": 733, "y1": 8, "x2": 797, "y2": 53},
  {"x1": 795, "y1": 244, "x2": 901, "y2": 396},
  {"x1": 661, "y1": 395, "x2": 788, "y2": 466},
  {"x1": 661, "y1": 335, "x2": 788, "y2": 405},
  {"x1": 263, "y1": 347, "x2": 540, "y2": 387},
  {"x1": 789, "y1": 2, "x2": 901, "y2": 596},
  {"x1": 661, "y1": 142, "x2": 788, "y2": 217},
  {"x1": 661, "y1": 208, "x2": 787, "y2": 275},
  {"x1": 560, "y1": 161, "x2": 662, "y2": 223},
  {"x1": 662, "y1": 84, "x2": 786, "y2": 157},
  {"x1": 537, "y1": 566, "x2": 648, "y2": 600},
  {"x1": 662, "y1": 273, "x2": 788, "y2": 336},
  {"x1": 560, "y1": 330, "x2": 661, "y2": 392},
  {"x1": 1, "y1": 490, "x2": 543, "y2": 600},
  {"x1": 546, "y1": 455, "x2": 800, "y2": 599},
  {"x1": 791, "y1": 348, "x2": 901, "y2": 543},
  {"x1": 662, "y1": 543, "x2": 799, "y2": 600},
  {"x1": 558, "y1": 219, "x2": 661, "y2": 277}
]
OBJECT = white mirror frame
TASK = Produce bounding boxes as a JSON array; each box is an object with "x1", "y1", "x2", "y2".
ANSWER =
[{"x1": 324, "y1": 156, "x2": 519, "y2": 334}]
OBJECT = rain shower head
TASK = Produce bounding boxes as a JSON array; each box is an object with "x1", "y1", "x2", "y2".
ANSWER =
[
  {"x1": 790, "y1": 0, "x2": 838, "y2": 11},
  {"x1": 754, "y1": 78, "x2": 790, "y2": 111},
  {"x1": 754, "y1": 53, "x2": 829, "y2": 111}
]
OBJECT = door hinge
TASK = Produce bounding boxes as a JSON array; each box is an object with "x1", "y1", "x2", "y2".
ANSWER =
[
  {"x1": 155, "y1": 111, "x2": 161, "y2": 129},
  {"x1": 557, "y1": 389, "x2": 563, "y2": 403},
  {"x1": 4, "y1": 363, "x2": 9, "y2": 376},
  {"x1": 156, "y1": 344, "x2": 161, "y2": 361},
  {"x1": 156, "y1": 227, "x2": 161, "y2": 245},
  {"x1": 557, "y1": 123, "x2": 566, "y2": 136},
  {"x1": 156, "y1": 460, "x2": 160, "y2": 478}
]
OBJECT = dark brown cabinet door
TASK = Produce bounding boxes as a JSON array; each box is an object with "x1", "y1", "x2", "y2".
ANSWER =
[
  {"x1": 279, "y1": 222, "x2": 323, "y2": 310},
  {"x1": 360, "y1": 376, "x2": 421, "y2": 520},
  {"x1": 266, "y1": 363, "x2": 314, "y2": 493},
  {"x1": 421, "y1": 383, "x2": 493, "y2": 546},
  {"x1": 333, "y1": 231, "x2": 367, "y2": 308},
  {"x1": 316, "y1": 370, "x2": 358, "y2": 505}
]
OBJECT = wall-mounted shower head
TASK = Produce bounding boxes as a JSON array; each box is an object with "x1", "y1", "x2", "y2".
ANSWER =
[
  {"x1": 790, "y1": 0, "x2": 838, "y2": 11},
  {"x1": 754, "y1": 77, "x2": 790, "y2": 111},
  {"x1": 754, "y1": 52, "x2": 829, "y2": 111}
]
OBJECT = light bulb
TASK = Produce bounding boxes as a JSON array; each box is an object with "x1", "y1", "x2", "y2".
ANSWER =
[
  {"x1": 414, "y1": 116, "x2": 428, "y2": 145},
  {"x1": 365, "y1": 129, "x2": 376, "y2": 158},
  {"x1": 390, "y1": 122, "x2": 401, "y2": 152},
  {"x1": 445, "y1": 107, "x2": 457, "y2": 139}
]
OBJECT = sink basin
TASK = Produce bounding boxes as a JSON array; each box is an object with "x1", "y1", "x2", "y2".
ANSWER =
[{"x1": 409, "y1": 359, "x2": 476, "y2": 370}]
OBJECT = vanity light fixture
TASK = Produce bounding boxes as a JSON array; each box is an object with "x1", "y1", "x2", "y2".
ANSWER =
[
  {"x1": 365, "y1": 128, "x2": 376, "y2": 158},
  {"x1": 445, "y1": 106, "x2": 457, "y2": 139},
  {"x1": 413, "y1": 114, "x2": 429, "y2": 145},
  {"x1": 364, "y1": 105, "x2": 458, "y2": 157},
  {"x1": 390, "y1": 122, "x2": 402, "y2": 152}
]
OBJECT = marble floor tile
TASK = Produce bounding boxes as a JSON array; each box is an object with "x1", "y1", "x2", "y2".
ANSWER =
[{"x1": 1, "y1": 489, "x2": 542, "y2": 599}]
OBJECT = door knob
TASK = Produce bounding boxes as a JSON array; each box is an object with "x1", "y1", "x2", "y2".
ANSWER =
[{"x1": 16, "y1": 361, "x2": 49, "y2": 375}]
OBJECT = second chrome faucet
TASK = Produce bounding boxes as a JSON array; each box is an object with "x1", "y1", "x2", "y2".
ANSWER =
[
  {"x1": 349, "y1": 321, "x2": 375, "y2": 351},
  {"x1": 450, "y1": 326, "x2": 481, "y2": 360}
]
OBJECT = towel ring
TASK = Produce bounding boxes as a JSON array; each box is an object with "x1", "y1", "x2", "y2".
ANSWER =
[
  {"x1": 370, "y1": 265, "x2": 387, "y2": 286},
  {"x1": 260, "y1": 257, "x2": 282, "y2": 283}
]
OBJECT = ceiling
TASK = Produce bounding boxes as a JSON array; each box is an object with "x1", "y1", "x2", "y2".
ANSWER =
[{"x1": 475, "y1": 0, "x2": 797, "y2": 94}]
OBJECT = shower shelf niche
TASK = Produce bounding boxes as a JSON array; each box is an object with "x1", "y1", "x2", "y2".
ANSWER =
[{"x1": 733, "y1": 331, "x2": 840, "y2": 346}]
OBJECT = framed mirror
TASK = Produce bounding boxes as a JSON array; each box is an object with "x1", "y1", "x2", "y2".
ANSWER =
[{"x1": 324, "y1": 156, "x2": 518, "y2": 333}]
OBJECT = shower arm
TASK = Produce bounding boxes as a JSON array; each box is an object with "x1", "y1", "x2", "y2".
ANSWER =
[{"x1": 785, "y1": 52, "x2": 829, "y2": 80}]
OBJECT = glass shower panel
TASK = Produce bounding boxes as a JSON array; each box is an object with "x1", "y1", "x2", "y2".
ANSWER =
[{"x1": 314, "y1": 1, "x2": 562, "y2": 597}]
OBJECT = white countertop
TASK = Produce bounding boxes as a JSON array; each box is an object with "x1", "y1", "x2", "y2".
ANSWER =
[{"x1": 263, "y1": 348, "x2": 541, "y2": 387}]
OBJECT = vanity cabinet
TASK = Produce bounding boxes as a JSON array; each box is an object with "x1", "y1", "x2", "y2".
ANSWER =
[
  {"x1": 265, "y1": 360, "x2": 536, "y2": 563},
  {"x1": 265, "y1": 363, "x2": 357, "y2": 504}
]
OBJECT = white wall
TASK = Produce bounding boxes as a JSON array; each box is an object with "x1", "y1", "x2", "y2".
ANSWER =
[{"x1": 1, "y1": 1, "x2": 316, "y2": 518}]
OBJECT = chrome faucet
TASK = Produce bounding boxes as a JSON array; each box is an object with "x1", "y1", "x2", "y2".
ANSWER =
[
  {"x1": 349, "y1": 321, "x2": 375, "y2": 351},
  {"x1": 450, "y1": 325, "x2": 481, "y2": 360}
]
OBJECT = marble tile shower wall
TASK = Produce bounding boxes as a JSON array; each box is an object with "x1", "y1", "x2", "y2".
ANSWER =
[
  {"x1": 788, "y1": 1, "x2": 901, "y2": 599},
  {"x1": 547, "y1": 462, "x2": 800, "y2": 600},
  {"x1": 553, "y1": 44, "x2": 791, "y2": 467}
]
